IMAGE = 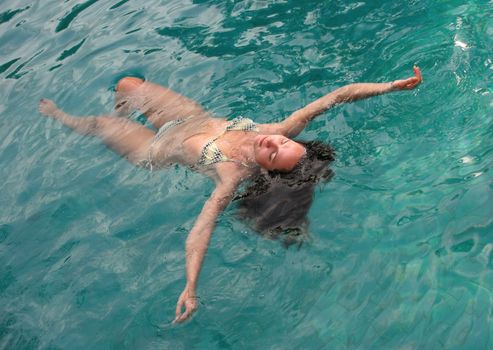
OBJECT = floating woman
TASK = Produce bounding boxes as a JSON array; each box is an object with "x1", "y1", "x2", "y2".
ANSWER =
[{"x1": 39, "y1": 66, "x2": 422, "y2": 323}]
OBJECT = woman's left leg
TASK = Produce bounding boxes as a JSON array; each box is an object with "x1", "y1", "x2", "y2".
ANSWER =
[{"x1": 114, "y1": 77, "x2": 210, "y2": 129}]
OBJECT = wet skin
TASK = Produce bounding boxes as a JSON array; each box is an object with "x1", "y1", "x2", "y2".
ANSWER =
[{"x1": 253, "y1": 134, "x2": 306, "y2": 171}]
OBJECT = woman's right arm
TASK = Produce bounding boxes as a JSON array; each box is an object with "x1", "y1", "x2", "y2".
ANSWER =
[
  {"x1": 173, "y1": 173, "x2": 240, "y2": 324},
  {"x1": 279, "y1": 66, "x2": 422, "y2": 137}
]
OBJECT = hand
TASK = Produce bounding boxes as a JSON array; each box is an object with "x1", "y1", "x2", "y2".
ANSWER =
[
  {"x1": 391, "y1": 66, "x2": 422, "y2": 90},
  {"x1": 173, "y1": 287, "x2": 199, "y2": 324}
]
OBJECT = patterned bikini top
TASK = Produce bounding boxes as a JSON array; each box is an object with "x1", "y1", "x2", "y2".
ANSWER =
[{"x1": 196, "y1": 117, "x2": 259, "y2": 167}]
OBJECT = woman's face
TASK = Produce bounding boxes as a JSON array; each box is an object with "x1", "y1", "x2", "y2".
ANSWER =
[{"x1": 253, "y1": 134, "x2": 306, "y2": 171}]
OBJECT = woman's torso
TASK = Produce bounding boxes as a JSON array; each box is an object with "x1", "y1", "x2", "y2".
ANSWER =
[
  {"x1": 149, "y1": 114, "x2": 223, "y2": 167},
  {"x1": 149, "y1": 115, "x2": 275, "y2": 171},
  {"x1": 147, "y1": 114, "x2": 282, "y2": 180}
]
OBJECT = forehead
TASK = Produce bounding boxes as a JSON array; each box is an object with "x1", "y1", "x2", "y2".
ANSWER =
[{"x1": 273, "y1": 141, "x2": 306, "y2": 170}]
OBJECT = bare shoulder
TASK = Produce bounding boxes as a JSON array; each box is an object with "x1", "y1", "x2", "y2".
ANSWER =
[
  {"x1": 256, "y1": 122, "x2": 289, "y2": 136},
  {"x1": 214, "y1": 162, "x2": 251, "y2": 191}
]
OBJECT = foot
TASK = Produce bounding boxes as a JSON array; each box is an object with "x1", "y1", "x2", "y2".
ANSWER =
[
  {"x1": 38, "y1": 98, "x2": 60, "y2": 118},
  {"x1": 113, "y1": 99, "x2": 131, "y2": 118}
]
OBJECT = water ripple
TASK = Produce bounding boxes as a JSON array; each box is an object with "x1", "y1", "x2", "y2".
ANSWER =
[
  {"x1": 0, "y1": 0, "x2": 493, "y2": 348},
  {"x1": 55, "y1": 0, "x2": 99, "y2": 33}
]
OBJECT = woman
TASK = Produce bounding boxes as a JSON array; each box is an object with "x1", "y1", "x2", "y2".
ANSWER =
[{"x1": 39, "y1": 66, "x2": 422, "y2": 323}]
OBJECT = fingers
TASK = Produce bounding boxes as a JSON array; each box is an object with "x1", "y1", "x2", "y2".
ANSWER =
[
  {"x1": 175, "y1": 299, "x2": 184, "y2": 321},
  {"x1": 413, "y1": 65, "x2": 422, "y2": 82},
  {"x1": 395, "y1": 66, "x2": 422, "y2": 90},
  {"x1": 403, "y1": 77, "x2": 416, "y2": 85},
  {"x1": 173, "y1": 299, "x2": 198, "y2": 324},
  {"x1": 173, "y1": 311, "x2": 190, "y2": 324},
  {"x1": 406, "y1": 78, "x2": 419, "y2": 88},
  {"x1": 175, "y1": 306, "x2": 194, "y2": 323},
  {"x1": 399, "y1": 66, "x2": 422, "y2": 90}
]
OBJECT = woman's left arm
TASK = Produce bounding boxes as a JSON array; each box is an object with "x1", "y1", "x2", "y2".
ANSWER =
[
  {"x1": 173, "y1": 176, "x2": 239, "y2": 324},
  {"x1": 279, "y1": 66, "x2": 422, "y2": 137}
]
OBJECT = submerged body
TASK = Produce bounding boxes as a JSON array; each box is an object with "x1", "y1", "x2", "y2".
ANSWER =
[{"x1": 39, "y1": 67, "x2": 422, "y2": 323}]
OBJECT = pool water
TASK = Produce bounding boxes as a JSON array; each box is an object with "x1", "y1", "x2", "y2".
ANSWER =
[{"x1": 1, "y1": 0, "x2": 492, "y2": 349}]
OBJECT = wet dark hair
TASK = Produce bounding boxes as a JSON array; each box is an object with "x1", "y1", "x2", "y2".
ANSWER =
[{"x1": 234, "y1": 140, "x2": 335, "y2": 248}]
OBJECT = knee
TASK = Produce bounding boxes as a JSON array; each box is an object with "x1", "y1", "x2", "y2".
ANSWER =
[{"x1": 116, "y1": 76, "x2": 144, "y2": 93}]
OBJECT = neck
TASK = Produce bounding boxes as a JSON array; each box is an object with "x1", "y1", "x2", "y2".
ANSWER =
[{"x1": 226, "y1": 132, "x2": 258, "y2": 167}]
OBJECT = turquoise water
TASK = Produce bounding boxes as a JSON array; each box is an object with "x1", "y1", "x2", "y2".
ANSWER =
[{"x1": 1, "y1": 0, "x2": 492, "y2": 348}]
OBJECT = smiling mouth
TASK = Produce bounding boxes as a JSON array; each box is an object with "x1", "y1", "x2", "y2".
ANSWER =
[{"x1": 258, "y1": 135, "x2": 268, "y2": 147}]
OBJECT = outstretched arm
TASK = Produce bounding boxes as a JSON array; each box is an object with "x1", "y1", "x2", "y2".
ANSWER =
[
  {"x1": 279, "y1": 66, "x2": 422, "y2": 137},
  {"x1": 173, "y1": 177, "x2": 239, "y2": 323}
]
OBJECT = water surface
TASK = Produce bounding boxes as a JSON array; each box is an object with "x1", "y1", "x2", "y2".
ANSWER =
[{"x1": 1, "y1": 0, "x2": 492, "y2": 349}]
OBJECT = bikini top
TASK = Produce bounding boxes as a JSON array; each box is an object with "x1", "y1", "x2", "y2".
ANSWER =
[{"x1": 196, "y1": 117, "x2": 259, "y2": 167}]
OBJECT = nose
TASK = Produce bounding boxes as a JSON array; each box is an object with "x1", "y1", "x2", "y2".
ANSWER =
[{"x1": 264, "y1": 137, "x2": 278, "y2": 150}]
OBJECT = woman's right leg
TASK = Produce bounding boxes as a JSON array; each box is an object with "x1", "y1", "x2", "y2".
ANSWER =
[
  {"x1": 39, "y1": 99, "x2": 155, "y2": 166},
  {"x1": 114, "y1": 77, "x2": 210, "y2": 129}
]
